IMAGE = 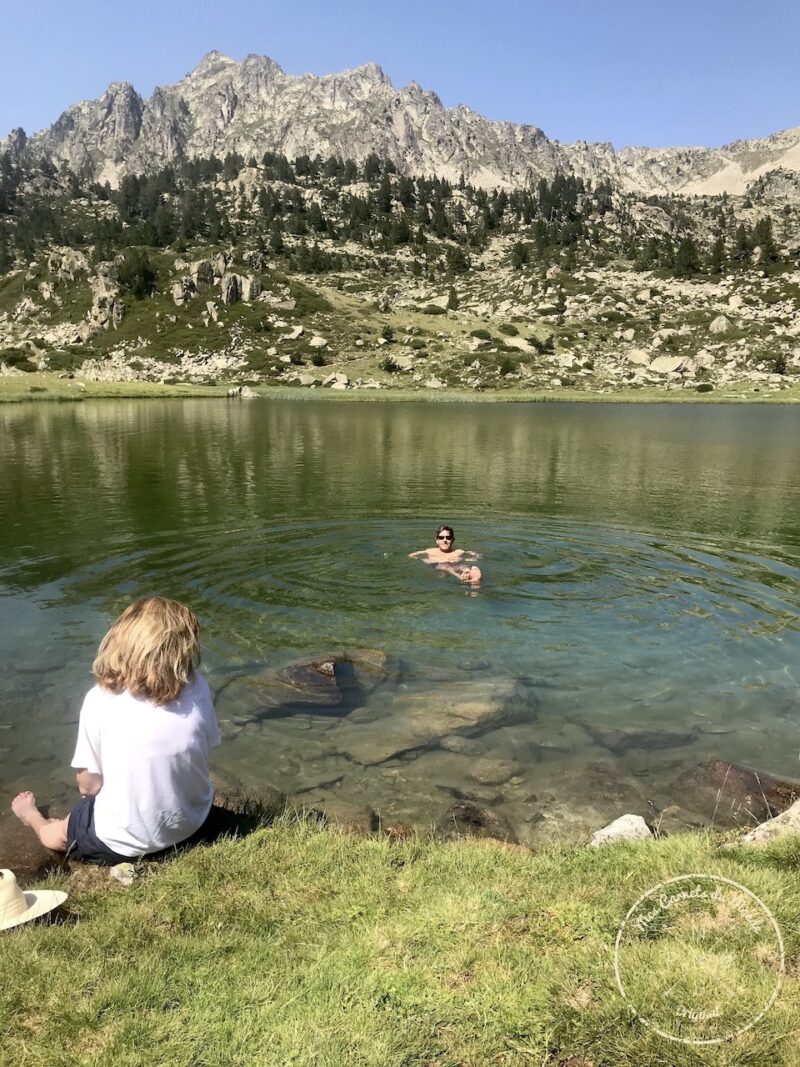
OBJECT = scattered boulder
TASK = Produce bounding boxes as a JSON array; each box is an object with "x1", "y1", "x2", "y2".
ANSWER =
[
  {"x1": 47, "y1": 249, "x2": 88, "y2": 281},
  {"x1": 171, "y1": 276, "x2": 196, "y2": 306},
  {"x1": 220, "y1": 273, "x2": 241, "y2": 306},
  {"x1": 625, "y1": 349, "x2": 650, "y2": 366},
  {"x1": 309, "y1": 335, "x2": 328, "y2": 349},
  {"x1": 649, "y1": 355, "x2": 684, "y2": 375},
  {"x1": 709, "y1": 314, "x2": 731, "y2": 335},
  {"x1": 737, "y1": 799, "x2": 800, "y2": 847},
  {"x1": 212, "y1": 252, "x2": 228, "y2": 278},
  {"x1": 589, "y1": 814, "x2": 653, "y2": 848},
  {"x1": 88, "y1": 296, "x2": 126, "y2": 331},
  {"x1": 227, "y1": 385, "x2": 259, "y2": 399},
  {"x1": 240, "y1": 275, "x2": 262, "y2": 303},
  {"x1": 191, "y1": 259, "x2": 215, "y2": 292}
]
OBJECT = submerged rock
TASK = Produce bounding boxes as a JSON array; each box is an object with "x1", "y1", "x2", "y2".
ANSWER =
[
  {"x1": 441, "y1": 801, "x2": 516, "y2": 843},
  {"x1": 303, "y1": 798, "x2": 380, "y2": 835},
  {"x1": 221, "y1": 648, "x2": 398, "y2": 721},
  {"x1": 579, "y1": 720, "x2": 697, "y2": 755},
  {"x1": 469, "y1": 757, "x2": 520, "y2": 786},
  {"x1": 440, "y1": 735, "x2": 482, "y2": 755},
  {"x1": 333, "y1": 677, "x2": 530, "y2": 766},
  {"x1": 442, "y1": 783, "x2": 503, "y2": 806},
  {"x1": 668, "y1": 760, "x2": 799, "y2": 827}
]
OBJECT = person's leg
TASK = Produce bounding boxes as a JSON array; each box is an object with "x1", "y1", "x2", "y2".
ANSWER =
[
  {"x1": 11, "y1": 791, "x2": 68, "y2": 852},
  {"x1": 459, "y1": 566, "x2": 482, "y2": 584}
]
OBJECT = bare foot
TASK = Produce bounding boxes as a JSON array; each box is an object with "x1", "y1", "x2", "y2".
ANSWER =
[
  {"x1": 460, "y1": 566, "x2": 482, "y2": 584},
  {"x1": 11, "y1": 790, "x2": 40, "y2": 826}
]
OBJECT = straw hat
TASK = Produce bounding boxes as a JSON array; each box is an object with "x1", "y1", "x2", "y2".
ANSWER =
[{"x1": 0, "y1": 869, "x2": 67, "y2": 931}]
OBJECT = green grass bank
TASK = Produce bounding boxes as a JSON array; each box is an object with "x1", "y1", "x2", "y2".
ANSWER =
[{"x1": 3, "y1": 818, "x2": 799, "y2": 1066}]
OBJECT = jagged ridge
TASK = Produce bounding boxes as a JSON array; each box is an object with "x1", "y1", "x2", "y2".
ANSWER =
[{"x1": 3, "y1": 51, "x2": 799, "y2": 196}]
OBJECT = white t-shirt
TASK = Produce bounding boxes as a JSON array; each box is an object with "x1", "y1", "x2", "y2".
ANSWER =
[{"x1": 71, "y1": 672, "x2": 221, "y2": 857}]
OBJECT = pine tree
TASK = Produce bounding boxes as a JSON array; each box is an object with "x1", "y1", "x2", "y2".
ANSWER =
[
  {"x1": 733, "y1": 224, "x2": 751, "y2": 263},
  {"x1": 752, "y1": 217, "x2": 778, "y2": 263},
  {"x1": 673, "y1": 237, "x2": 701, "y2": 277},
  {"x1": 511, "y1": 241, "x2": 529, "y2": 270},
  {"x1": 708, "y1": 236, "x2": 726, "y2": 275},
  {"x1": 447, "y1": 286, "x2": 459, "y2": 310},
  {"x1": 363, "y1": 154, "x2": 381, "y2": 182},
  {"x1": 377, "y1": 174, "x2": 392, "y2": 213},
  {"x1": 117, "y1": 248, "x2": 156, "y2": 299},
  {"x1": 269, "y1": 221, "x2": 285, "y2": 254}
]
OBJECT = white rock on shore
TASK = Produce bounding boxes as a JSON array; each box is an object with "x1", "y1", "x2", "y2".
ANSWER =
[{"x1": 589, "y1": 813, "x2": 653, "y2": 847}]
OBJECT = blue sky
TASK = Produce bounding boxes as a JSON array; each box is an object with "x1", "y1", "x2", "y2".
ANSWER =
[{"x1": 1, "y1": 0, "x2": 798, "y2": 148}]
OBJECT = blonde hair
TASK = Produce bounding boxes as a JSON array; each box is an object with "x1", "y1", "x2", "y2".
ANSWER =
[{"x1": 93, "y1": 597, "x2": 201, "y2": 705}]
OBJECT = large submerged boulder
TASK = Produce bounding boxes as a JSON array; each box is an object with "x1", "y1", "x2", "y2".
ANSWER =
[
  {"x1": 668, "y1": 760, "x2": 799, "y2": 827},
  {"x1": 333, "y1": 677, "x2": 530, "y2": 766},
  {"x1": 219, "y1": 648, "x2": 398, "y2": 721}
]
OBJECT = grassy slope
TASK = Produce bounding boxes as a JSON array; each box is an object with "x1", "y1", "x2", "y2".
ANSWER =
[{"x1": 2, "y1": 819, "x2": 799, "y2": 1066}]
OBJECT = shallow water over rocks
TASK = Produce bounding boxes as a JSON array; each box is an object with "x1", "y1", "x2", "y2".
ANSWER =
[{"x1": 2, "y1": 398, "x2": 800, "y2": 862}]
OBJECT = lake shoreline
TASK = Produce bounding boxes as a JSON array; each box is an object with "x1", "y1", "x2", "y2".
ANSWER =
[{"x1": 2, "y1": 373, "x2": 800, "y2": 404}]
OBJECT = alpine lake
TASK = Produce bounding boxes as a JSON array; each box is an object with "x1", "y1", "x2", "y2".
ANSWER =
[{"x1": 2, "y1": 396, "x2": 800, "y2": 857}]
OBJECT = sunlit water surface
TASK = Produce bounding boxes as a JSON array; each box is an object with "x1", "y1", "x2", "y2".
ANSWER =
[{"x1": 2, "y1": 399, "x2": 799, "y2": 851}]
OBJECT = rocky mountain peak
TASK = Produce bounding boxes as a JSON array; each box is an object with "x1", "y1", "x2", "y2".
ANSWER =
[
  {"x1": 349, "y1": 61, "x2": 389, "y2": 86},
  {"x1": 5, "y1": 127, "x2": 27, "y2": 154},
  {"x1": 191, "y1": 50, "x2": 236, "y2": 76}
]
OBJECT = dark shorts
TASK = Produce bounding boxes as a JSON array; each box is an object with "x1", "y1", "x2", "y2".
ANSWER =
[
  {"x1": 66, "y1": 796, "x2": 131, "y2": 866},
  {"x1": 66, "y1": 796, "x2": 244, "y2": 866}
]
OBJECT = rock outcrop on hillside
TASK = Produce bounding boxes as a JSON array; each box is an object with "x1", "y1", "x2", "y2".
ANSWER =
[{"x1": 3, "y1": 50, "x2": 799, "y2": 196}]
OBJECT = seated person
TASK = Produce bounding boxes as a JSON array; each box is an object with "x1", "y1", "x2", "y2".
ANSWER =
[
  {"x1": 409, "y1": 524, "x2": 482, "y2": 584},
  {"x1": 11, "y1": 596, "x2": 222, "y2": 865}
]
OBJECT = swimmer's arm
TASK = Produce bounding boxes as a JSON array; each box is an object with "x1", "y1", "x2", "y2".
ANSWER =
[
  {"x1": 463, "y1": 550, "x2": 483, "y2": 561},
  {"x1": 408, "y1": 550, "x2": 429, "y2": 559},
  {"x1": 75, "y1": 769, "x2": 103, "y2": 797}
]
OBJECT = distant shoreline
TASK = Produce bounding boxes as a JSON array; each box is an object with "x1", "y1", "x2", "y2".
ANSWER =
[{"x1": 1, "y1": 374, "x2": 800, "y2": 405}]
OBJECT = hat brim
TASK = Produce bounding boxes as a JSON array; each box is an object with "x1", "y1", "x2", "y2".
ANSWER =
[{"x1": 0, "y1": 890, "x2": 68, "y2": 932}]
